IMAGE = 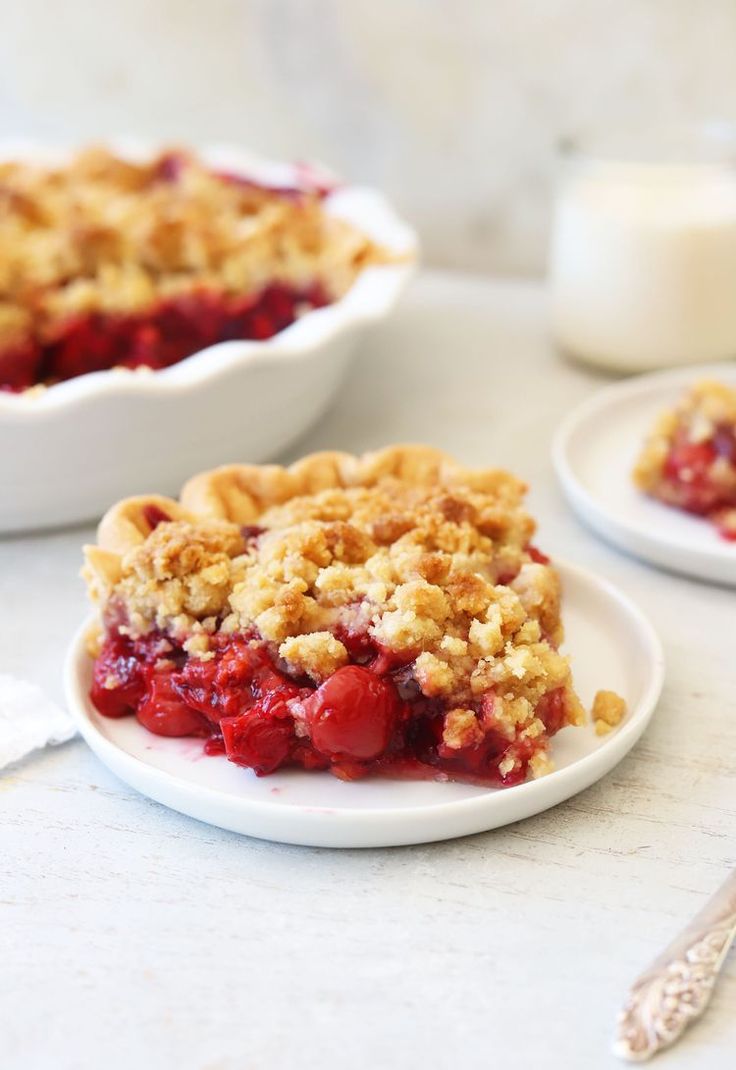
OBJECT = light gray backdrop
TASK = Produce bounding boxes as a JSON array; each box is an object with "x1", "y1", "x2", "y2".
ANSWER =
[{"x1": 1, "y1": 0, "x2": 733, "y2": 274}]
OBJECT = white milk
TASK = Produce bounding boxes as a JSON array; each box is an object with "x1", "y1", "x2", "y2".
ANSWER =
[{"x1": 549, "y1": 163, "x2": 736, "y2": 371}]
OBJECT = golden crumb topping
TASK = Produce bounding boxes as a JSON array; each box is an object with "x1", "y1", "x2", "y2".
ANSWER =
[
  {"x1": 593, "y1": 689, "x2": 627, "y2": 736},
  {"x1": 93, "y1": 473, "x2": 579, "y2": 717},
  {"x1": 0, "y1": 146, "x2": 390, "y2": 350},
  {"x1": 116, "y1": 519, "x2": 248, "y2": 637}
]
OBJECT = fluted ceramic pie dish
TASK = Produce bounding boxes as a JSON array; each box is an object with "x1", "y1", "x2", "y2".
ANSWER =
[{"x1": 0, "y1": 141, "x2": 416, "y2": 532}]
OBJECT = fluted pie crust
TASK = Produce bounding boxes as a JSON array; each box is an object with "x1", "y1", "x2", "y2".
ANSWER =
[{"x1": 83, "y1": 446, "x2": 625, "y2": 785}]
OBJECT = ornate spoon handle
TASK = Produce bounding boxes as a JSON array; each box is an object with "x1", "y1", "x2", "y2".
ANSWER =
[{"x1": 613, "y1": 871, "x2": 736, "y2": 1062}]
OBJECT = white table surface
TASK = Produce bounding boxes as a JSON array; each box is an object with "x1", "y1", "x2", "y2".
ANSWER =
[{"x1": 2, "y1": 271, "x2": 734, "y2": 1070}]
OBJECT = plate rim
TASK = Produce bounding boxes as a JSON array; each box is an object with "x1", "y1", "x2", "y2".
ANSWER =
[
  {"x1": 64, "y1": 561, "x2": 665, "y2": 846},
  {"x1": 553, "y1": 362, "x2": 736, "y2": 584}
]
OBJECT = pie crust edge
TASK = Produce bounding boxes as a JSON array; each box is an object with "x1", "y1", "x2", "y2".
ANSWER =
[{"x1": 85, "y1": 444, "x2": 528, "y2": 592}]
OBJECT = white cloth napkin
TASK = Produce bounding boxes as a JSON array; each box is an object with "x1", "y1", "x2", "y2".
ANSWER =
[{"x1": 0, "y1": 673, "x2": 77, "y2": 769}]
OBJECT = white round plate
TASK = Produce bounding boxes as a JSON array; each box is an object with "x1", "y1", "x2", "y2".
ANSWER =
[
  {"x1": 554, "y1": 363, "x2": 736, "y2": 586},
  {"x1": 64, "y1": 562, "x2": 663, "y2": 848}
]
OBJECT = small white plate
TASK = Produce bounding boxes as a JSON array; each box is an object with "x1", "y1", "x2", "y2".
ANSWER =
[
  {"x1": 64, "y1": 563, "x2": 663, "y2": 848},
  {"x1": 554, "y1": 363, "x2": 736, "y2": 586}
]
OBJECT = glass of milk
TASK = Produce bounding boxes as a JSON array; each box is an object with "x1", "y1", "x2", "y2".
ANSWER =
[{"x1": 549, "y1": 126, "x2": 736, "y2": 372}]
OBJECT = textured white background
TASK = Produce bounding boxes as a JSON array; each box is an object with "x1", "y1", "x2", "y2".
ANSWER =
[{"x1": 1, "y1": 0, "x2": 735, "y2": 273}]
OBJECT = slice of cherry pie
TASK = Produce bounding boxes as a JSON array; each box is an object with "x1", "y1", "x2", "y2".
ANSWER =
[
  {"x1": 633, "y1": 380, "x2": 736, "y2": 541},
  {"x1": 0, "y1": 147, "x2": 392, "y2": 391},
  {"x1": 83, "y1": 446, "x2": 623, "y2": 786}
]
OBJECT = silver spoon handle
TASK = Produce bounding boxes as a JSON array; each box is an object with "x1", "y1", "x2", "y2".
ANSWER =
[{"x1": 613, "y1": 871, "x2": 736, "y2": 1062}]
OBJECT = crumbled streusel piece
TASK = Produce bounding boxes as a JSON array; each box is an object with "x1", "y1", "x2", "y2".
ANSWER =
[
  {"x1": 593, "y1": 690, "x2": 627, "y2": 736},
  {"x1": 116, "y1": 519, "x2": 247, "y2": 635},
  {"x1": 279, "y1": 632, "x2": 349, "y2": 682},
  {"x1": 442, "y1": 708, "x2": 484, "y2": 750}
]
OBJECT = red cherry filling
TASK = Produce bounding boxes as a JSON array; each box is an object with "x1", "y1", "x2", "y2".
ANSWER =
[
  {"x1": 435, "y1": 730, "x2": 525, "y2": 785},
  {"x1": 142, "y1": 504, "x2": 171, "y2": 531},
  {"x1": 1, "y1": 282, "x2": 330, "y2": 391},
  {"x1": 240, "y1": 525, "x2": 267, "y2": 546},
  {"x1": 662, "y1": 439, "x2": 721, "y2": 514},
  {"x1": 90, "y1": 631, "x2": 148, "y2": 717},
  {"x1": 656, "y1": 425, "x2": 736, "y2": 537},
  {"x1": 220, "y1": 709, "x2": 295, "y2": 775},
  {"x1": 0, "y1": 340, "x2": 42, "y2": 392},
  {"x1": 712, "y1": 425, "x2": 736, "y2": 464},
  {"x1": 152, "y1": 151, "x2": 187, "y2": 184},
  {"x1": 137, "y1": 668, "x2": 211, "y2": 738},
  {"x1": 90, "y1": 630, "x2": 567, "y2": 786},
  {"x1": 303, "y1": 666, "x2": 402, "y2": 761},
  {"x1": 535, "y1": 687, "x2": 567, "y2": 734}
]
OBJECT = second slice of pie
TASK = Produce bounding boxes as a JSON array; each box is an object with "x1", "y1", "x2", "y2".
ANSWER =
[{"x1": 633, "y1": 380, "x2": 736, "y2": 540}]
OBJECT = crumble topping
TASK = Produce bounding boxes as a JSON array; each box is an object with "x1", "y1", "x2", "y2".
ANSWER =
[
  {"x1": 115, "y1": 519, "x2": 248, "y2": 636},
  {"x1": 0, "y1": 146, "x2": 391, "y2": 356},
  {"x1": 442, "y1": 708, "x2": 485, "y2": 750},
  {"x1": 279, "y1": 632, "x2": 349, "y2": 681},
  {"x1": 93, "y1": 477, "x2": 578, "y2": 716},
  {"x1": 592, "y1": 690, "x2": 627, "y2": 736}
]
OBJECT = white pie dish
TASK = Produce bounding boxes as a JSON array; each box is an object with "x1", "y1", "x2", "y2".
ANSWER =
[
  {"x1": 0, "y1": 141, "x2": 417, "y2": 533},
  {"x1": 553, "y1": 362, "x2": 736, "y2": 586},
  {"x1": 64, "y1": 561, "x2": 664, "y2": 849}
]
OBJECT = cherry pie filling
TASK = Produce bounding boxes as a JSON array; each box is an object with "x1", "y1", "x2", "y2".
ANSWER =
[
  {"x1": 91, "y1": 617, "x2": 571, "y2": 786},
  {"x1": 0, "y1": 282, "x2": 329, "y2": 392},
  {"x1": 655, "y1": 424, "x2": 736, "y2": 540}
]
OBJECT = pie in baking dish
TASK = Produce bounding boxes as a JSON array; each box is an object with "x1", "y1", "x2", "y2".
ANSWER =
[
  {"x1": 83, "y1": 446, "x2": 625, "y2": 786},
  {"x1": 634, "y1": 380, "x2": 736, "y2": 541},
  {"x1": 0, "y1": 147, "x2": 392, "y2": 391}
]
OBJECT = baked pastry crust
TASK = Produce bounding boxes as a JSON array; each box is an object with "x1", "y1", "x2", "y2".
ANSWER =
[
  {"x1": 92, "y1": 445, "x2": 526, "y2": 551},
  {"x1": 84, "y1": 446, "x2": 621, "y2": 785}
]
